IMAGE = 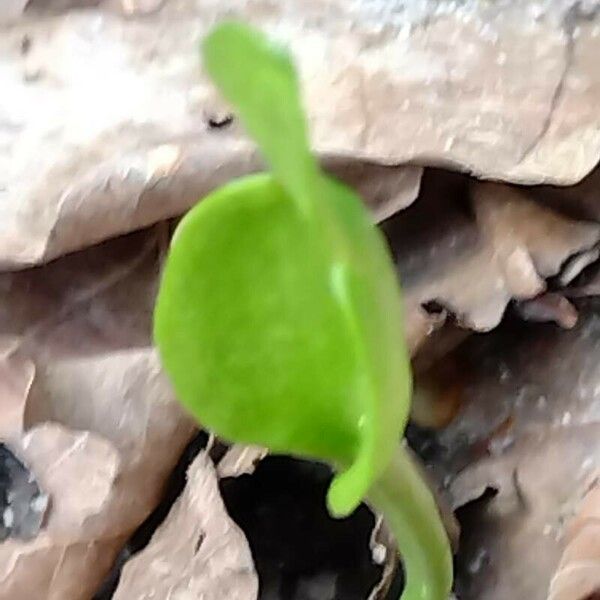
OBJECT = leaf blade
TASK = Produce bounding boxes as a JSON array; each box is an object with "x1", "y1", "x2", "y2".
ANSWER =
[{"x1": 203, "y1": 22, "x2": 319, "y2": 211}]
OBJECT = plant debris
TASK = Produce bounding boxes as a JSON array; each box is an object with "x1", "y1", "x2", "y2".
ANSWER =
[
  {"x1": 113, "y1": 451, "x2": 258, "y2": 600},
  {"x1": 384, "y1": 171, "x2": 600, "y2": 352},
  {"x1": 0, "y1": 230, "x2": 196, "y2": 599}
]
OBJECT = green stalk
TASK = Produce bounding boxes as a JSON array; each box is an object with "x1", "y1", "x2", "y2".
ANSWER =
[{"x1": 367, "y1": 443, "x2": 453, "y2": 600}]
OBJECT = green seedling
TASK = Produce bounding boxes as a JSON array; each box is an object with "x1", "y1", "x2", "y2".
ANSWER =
[{"x1": 154, "y1": 22, "x2": 452, "y2": 600}]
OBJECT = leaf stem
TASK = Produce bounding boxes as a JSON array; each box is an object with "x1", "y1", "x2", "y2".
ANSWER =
[{"x1": 367, "y1": 443, "x2": 453, "y2": 600}]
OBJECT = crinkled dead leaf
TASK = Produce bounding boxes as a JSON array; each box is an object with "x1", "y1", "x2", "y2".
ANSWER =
[
  {"x1": 113, "y1": 451, "x2": 258, "y2": 600},
  {"x1": 0, "y1": 424, "x2": 122, "y2": 599},
  {"x1": 384, "y1": 173, "x2": 600, "y2": 352},
  {"x1": 0, "y1": 229, "x2": 196, "y2": 599},
  {"x1": 2, "y1": 0, "x2": 600, "y2": 266},
  {"x1": 17, "y1": 423, "x2": 120, "y2": 536}
]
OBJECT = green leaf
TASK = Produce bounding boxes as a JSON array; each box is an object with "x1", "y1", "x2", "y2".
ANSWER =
[
  {"x1": 203, "y1": 22, "x2": 320, "y2": 212},
  {"x1": 155, "y1": 170, "x2": 410, "y2": 514},
  {"x1": 154, "y1": 22, "x2": 452, "y2": 600}
]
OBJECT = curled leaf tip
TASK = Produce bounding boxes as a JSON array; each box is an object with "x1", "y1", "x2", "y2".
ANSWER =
[{"x1": 327, "y1": 457, "x2": 370, "y2": 517}]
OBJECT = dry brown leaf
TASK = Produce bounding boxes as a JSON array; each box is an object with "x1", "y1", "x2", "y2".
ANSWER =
[
  {"x1": 113, "y1": 451, "x2": 259, "y2": 600},
  {"x1": 0, "y1": 229, "x2": 196, "y2": 599},
  {"x1": 548, "y1": 483, "x2": 600, "y2": 600},
  {"x1": 385, "y1": 174, "x2": 600, "y2": 352},
  {"x1": 0, "y1": 426, "x2": 123, "y2": 599},
  {"x1": 17, "y1": 423, "x2": 121, "y2": 537},
  {"x1": 2, "y1": 0, "x2": 600, "y2": 267}
]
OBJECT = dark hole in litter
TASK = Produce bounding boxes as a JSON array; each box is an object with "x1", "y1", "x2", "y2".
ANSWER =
[{"x1": 220, "y1": 456, "x2": 385, "y2": 600}]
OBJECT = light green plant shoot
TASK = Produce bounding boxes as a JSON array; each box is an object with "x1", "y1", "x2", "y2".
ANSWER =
[{"x1": 153, "y1": 22, "x2": 452, "y2": 600}]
